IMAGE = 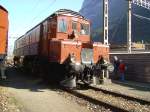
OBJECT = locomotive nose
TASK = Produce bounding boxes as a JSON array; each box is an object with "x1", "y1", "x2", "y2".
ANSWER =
[{"x1": 81, "y1": 48, "x2": 93, "y2": 65}]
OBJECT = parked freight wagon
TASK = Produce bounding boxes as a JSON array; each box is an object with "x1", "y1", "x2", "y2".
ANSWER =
[
  {"x1": 0, "y1": 5, "x2": 8, "y2": 59},
  {"x1": 0, "y1": 5, "x2": 8, "y2": 79}
]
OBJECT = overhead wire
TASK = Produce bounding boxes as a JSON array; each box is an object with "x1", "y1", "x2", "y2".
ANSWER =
[
  {"x1": 29, "y1": 0, "x2": 56, "y2": 25},
  {"x1": 16, "y1": 0, "x2": 56, "y2": 37},
  {"x1": 30, "y1": 0, "x2": 41, "y2": 12},
  {"x1": 110, "y1": 13, "x2": 126, "y2": 41},
  {"x1": 14, "y1": 0, "x2": 41, "y2": 37},
  {"x1": 133, "y1": 13, "x2": 150, "y2": 21}
]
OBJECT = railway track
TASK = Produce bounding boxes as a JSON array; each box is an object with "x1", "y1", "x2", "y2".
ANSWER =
[
  {"x1": 61, "y1": 87, "x2": 128, "y2": 112},
  {"x1": 60, "y1": 84, "x2": 150, "y2": 112},
  {"x1": 87, "y1": 84, "x2": 150, "y2": 105}
]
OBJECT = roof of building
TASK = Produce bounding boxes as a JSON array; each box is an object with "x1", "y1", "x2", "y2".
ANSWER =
[{"x1": 54, "y1": 9, "x2": 84, "y2": 18}]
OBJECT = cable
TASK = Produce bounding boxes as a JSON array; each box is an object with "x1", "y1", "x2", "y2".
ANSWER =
[
  {"x1": 111, "y1": 13, "x2": 126, "y2": 41},
  {"x1": 133, "y1": 13, "x2": 150, "y2": 21},
  {"x1": 30, "y1": 0, "x2": 41, "y2": 13},
  {"x1": 30, "y1": 0, "x2": 56, "y2": 24},
  {"x1": 17, "y1": 0, "x2": 56, "y2": 37},
  {"x1": 14, "y1": 0, "x2": 41, "y2": 36}
]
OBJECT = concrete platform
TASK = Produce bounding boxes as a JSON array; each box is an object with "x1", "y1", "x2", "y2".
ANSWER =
[{"x1": 95, "y1": 80, "x2": 150, "y2": 102}]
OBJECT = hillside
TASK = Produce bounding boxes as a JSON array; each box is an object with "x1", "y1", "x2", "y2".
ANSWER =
[{"x1": 80, "y1": 0, "x2": 150, "y2": 44}]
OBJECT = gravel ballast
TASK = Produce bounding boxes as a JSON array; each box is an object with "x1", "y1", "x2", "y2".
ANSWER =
[
  {"x1": 76, "y1": 89, "x2": 150, "y2": 112},
  {"x1": 0, "y1": 86, "x2": 21, "y2": 112}
]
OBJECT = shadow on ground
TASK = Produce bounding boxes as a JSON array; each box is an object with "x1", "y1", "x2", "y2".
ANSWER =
[
  {"x1": 0, "y1": 67, "x2": 62, "y2": 93},
  {"x1": 0, "y1": 67, "x2": 150, "y2": 93}
]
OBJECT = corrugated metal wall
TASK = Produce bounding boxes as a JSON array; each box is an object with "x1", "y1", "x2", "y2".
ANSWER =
[{"x1": 110, "y1": 53, "x2": 150, "y2": 83}]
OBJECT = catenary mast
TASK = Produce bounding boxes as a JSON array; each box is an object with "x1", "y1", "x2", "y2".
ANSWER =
[
  {"x1": 103, "y1": 0, "x2": 109, "y2": 45},
  {"x1": 127, "y1": 0, "x2": 132, "y2": 53}
]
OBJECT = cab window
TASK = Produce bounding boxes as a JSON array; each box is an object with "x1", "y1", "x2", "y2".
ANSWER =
[
  {"x1": 72, "y1": 21, "x2": 77, "y2": 32},
  {"x1": 80, "y1": 23, "x2": 90, "y2": 35},
  {"x1": 58, "y1": 19, "x2": 67, "y2": 32}
]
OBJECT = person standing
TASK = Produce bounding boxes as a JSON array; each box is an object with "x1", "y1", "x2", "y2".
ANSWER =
[
  {"x1": 119, "y1": 60, "x2": 126, "y2": 81},
  {"x1": 113, "y1": 56, "x2": 120, "y2": 79}
]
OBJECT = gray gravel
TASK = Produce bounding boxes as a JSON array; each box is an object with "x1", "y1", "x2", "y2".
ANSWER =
[
  {"x1": 0, "y1": 87, "x2": 21, "y2": 112},
  {"x1": 57, "y1": 90, "x2": 112, "y2": 112},
  {"x1": 76, "y1": 89, "x2": 150, "y2": 112},
  {"x1": 95, "y1": 82, "x2": 150, "y2": 102}
]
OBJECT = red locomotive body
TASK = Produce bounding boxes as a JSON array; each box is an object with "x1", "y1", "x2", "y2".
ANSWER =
[
  {"x1": 14, "y1": 9, "x2": 112, "y2": 87},
  {"x1": 0, "y1": 5, "x2": 8, "y2": 59}
]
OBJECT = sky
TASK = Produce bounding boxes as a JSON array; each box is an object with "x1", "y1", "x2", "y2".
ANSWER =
[
  {"x1": 0, "y1": 0, "x2": 84, "y2": 56},
  {"x1": 0, "y1": 0, "x2": 84, "y2": 38}
]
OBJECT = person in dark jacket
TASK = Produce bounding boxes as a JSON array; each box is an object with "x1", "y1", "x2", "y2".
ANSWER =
[{"x1": 113, "y1": 56, "x2": 120, "y2": 79}]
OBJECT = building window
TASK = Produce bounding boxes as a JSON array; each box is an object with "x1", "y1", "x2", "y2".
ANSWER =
[
  {"x1": 72, "y1": 21, "x2": 77, "y2": 32},
  {"x1": 58, "y1": 19, "x2": 67, "y2": 32},
  {"x1": 80, "y1": 23, "x2": 90, "y2": 35}
]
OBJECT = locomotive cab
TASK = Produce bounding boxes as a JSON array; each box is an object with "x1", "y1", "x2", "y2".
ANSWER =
[
  {"x1": 48, "y1": 10, "x2": 112, "y2": 86},
  {"x1": 56, "y1": 12, "x2": 90, "y2": 42}
]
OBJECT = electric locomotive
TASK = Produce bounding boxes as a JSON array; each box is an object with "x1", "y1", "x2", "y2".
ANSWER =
[{"x1": 14, "y1": 9, "x2": 113, "y2": 87}]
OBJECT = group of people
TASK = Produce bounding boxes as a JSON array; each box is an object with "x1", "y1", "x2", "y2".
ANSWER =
[{"x1": 113, "y1": 56, "x2": 126, "y2": 81}]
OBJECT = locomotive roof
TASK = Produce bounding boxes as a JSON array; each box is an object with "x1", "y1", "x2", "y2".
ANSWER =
[
  {"x1": 54, "y1": 9, "x2": 85, "y2": 18},
  {"x1": 0, "y1": 5, "x2": 8, "y2": 13},
  {"x1": 16, "y1": 9, "x2": 87, "y2": 41}
]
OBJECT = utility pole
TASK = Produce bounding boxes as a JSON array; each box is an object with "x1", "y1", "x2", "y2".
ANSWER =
[
  {"x1": 127, "y1": 0, "x2": 132, "y2": 53},
  {"x1": 103, "y1": 0, "x2": 109, "y2": 45},
  {"x1": 102, "y1": 0, "x2": 111, "y2": 84}
]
